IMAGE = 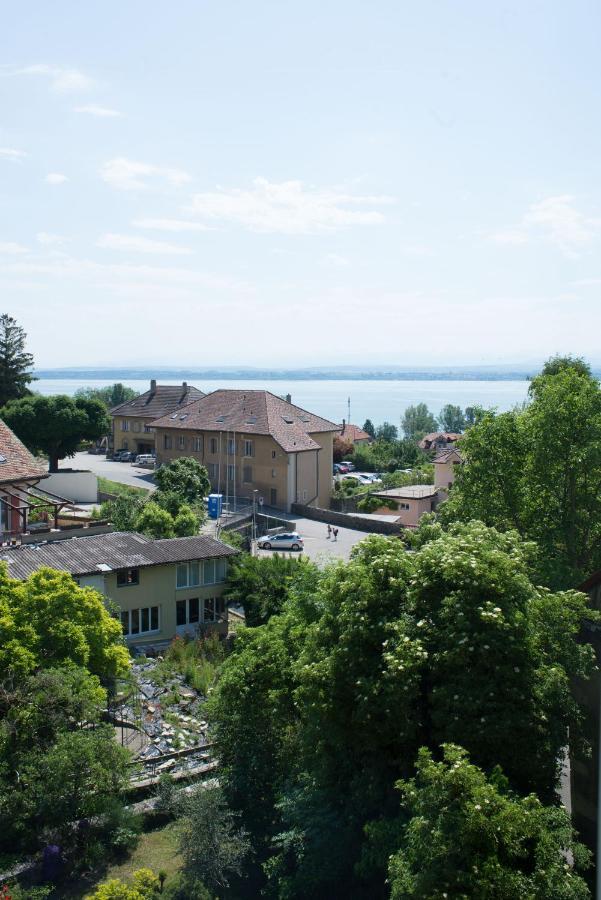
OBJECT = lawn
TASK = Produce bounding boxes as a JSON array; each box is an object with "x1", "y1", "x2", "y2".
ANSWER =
[
  {"x1": 58, "y1": 822, "x2": 182, "y2": 898},
  {"x1": 97, "y1": 477, "x2": 150, "y2": 499}
]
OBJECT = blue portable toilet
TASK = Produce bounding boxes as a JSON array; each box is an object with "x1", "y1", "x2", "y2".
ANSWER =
[{"x1": 208, "y1": 493, "x2": 223, "y2": 519}]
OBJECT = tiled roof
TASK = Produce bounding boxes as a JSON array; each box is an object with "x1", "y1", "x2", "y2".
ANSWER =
[
  {"x1": 337, "y1": 423, "x2": 371, "y2": 442},
  {"x1": 0, "y1": 531, "x2": 237, "y2": 580},
  {"x1": 432, "y1": 448, "x2": 463, "y2": 464},
  {"x1": 0, "y1": 419, "x2": 46, "y2": 484},
  {"x1": 150, "y1": 390, "x2": 339, "y2": 453},
  {"x1": 111, "y1": 383, "x2": 205, "y2": 419},
  {"x1": 418, "y1": 432, "x2": 462, "y2": 449}
]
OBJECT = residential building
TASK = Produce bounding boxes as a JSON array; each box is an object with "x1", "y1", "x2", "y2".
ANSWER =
[
  {"x1": 418, "y1": 431, "x2": 462, "y2": 452},
  {"x1": 110, "y1": 380, "x2": 205, "y2": 456},
  {"x1": 337, "y1": 420, "x2": 372, "y2": 445},
  {"x1": 433, "y1": 448, "x2": 463, "y2": 492},
  {"x1": 151, "y1": 390, "x2": 338, "y2": 512},
  {"x1": 0, "y1": 531, "x2": 238, "y2": 644},
  {"x1": 370, "y1": 484, "x2": 439, "y2": 527},
  {"x1": 0, "y1": 418, "x2": 62, "y2": 541}
]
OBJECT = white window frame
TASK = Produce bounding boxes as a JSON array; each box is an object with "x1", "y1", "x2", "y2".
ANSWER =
[
  {"x1": 178, "y1": 435, "x2": 186, "y2": 450},
  {"x1": 121, "y1": 605, "x2": 160, "y2": 636},
  {"x1": 120, "y1": 420, "x2": 130, "y2": 432},
  {"x1": 194, "y1": 437, "x2": 203, "y2": 452},
  {"x1": 176, "y1": 561, "x2": 201, "y2": 589},
  {"x1": 243, "y1": 440, "x2": 254, "y2": 458}
]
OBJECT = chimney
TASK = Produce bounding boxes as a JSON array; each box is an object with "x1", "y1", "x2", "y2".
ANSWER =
[
  {"x1": 342, "y1": 418, "x2": 346, "y2": 433},
  {"x1": 182, "y1": 381, "x2": 188, "y2": 389},
  {"x1": 150, "y1": 379, "x2": 157, "y2": 392},
  {"x1": 286, "y1": 393, "x2": 292, "y2": 404}
]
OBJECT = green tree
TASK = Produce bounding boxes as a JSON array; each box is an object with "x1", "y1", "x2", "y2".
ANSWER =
[
  {"x1": 333, "y1": 435, "x2": 354, "y2": 463},
  {"x1": 173, "y1": 504, "x2": 200, "y2": 537},
  {"x1": 134, "y1": 501, "x2": 175, "y2": 539},
  {"x1": 375, "y1": 421, "x2": 398, "y2": 442},
  {"x1": 154, "y1": 457, "x2": 210, "y2": 505},
  {"x1": 401, "y1": 403, "x2": 438, "y2": 439},
  {"x1": 1, "y1": 394, "x2": 109, "y2": 471},
  {"x1": 387, "y1": 744, "x2": 590, "y2": 899},
  {"x1": 74, "y1": 383, "x2": 137, "y2": 409},
  {"x1": 101, "y1": 494, "x2": 147, "y2": 531},
  {"x1": 444, "y1": 358, "x2": 601, "y2": 588},
  {"x1": 0, "y1": 564, "x2": 130, "y2": 681},
  {"x1": 464, "y1": 404, "x2": 486, "y2": 426},
  {"x1": 224, "y1": 553, "x2": 304, "y2": 626},
  {"x1": 438, "y1": 403, "x2": 466, "y2": 432},
  {"x1": 362, "y1": 419, "x2": 376, "y2": 439},
  {"x1": 81, "y1": 868, "x2": 160, "y2": 899},
  {"x1": 0, "y1": 315, "x2": 35, "y2": 408},
  {"x1": 178, "y1": 786, "x2": 251, "y2": 895}
]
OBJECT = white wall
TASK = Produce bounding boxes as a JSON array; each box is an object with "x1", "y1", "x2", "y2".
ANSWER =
[{"x1": 43, "y1": 470, "x2": 98, "y2": 503}]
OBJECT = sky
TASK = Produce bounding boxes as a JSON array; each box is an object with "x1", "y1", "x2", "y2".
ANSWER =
[{"x1": 1, "y1": 1, "x2": 601, "y2": 368}]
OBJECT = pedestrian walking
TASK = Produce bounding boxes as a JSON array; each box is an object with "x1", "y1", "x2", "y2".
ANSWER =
[
  {"x1": 327, "y1": 524, "x2": 332, "y2": 539},
  {"x1": 333, "y1": 527, "x2": 338, "y2": 542}
]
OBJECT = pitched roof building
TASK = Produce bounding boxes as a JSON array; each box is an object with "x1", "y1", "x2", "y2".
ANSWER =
[
  {"x1": 151, "y1": 390, "x2": 338, "y2": 512},
  {"x1": 110, "y1": 380, "x2": 205, "y2": 456},
  {"x1": 337, "y1": 421, "x2": 372, "y2": 444}
]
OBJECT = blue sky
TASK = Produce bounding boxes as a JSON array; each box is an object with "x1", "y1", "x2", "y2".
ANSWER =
[{"x1": 1, "y1": 1, "x2": 600, "y2": 367}]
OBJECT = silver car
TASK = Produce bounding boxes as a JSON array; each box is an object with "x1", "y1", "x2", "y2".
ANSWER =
[{"x1": 257, "y1": 532, "x2": 304, "y2": 551}]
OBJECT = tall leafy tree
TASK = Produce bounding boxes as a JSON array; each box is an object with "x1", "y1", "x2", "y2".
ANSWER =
[
  {"x1": 362, "y1": 419, "x2": 376, "y2": 439},
  {"x1": 375, "y1": 421, "x2": 399, "y2": 442},
  {"x1": 0, "y1": 315, "x2": 35, "y2": 408},
  {"x1": 443, "y1": 357, "x2": 601, "y2": 588},
  {"x1": 74, "y1": 382, "x2": 137, "y2": 408},
  {"x1": 154, "y1": 456, "x2": 210, "y2": 504},
  {"x1": 387, "y1": 745, "x2": 590, "y2": 899},
  {"x1": 1, "y1": 394, "x2": 109, "y2": 471},
  {"x1": 224, "y1": 553, "x2": 305, "y2": 626},
  {"x1": 438, "y1": 403, "x2": 466, "y2": 432},
  {"x1": 401, "y1": 403, "x2": 438, "y2": 439}
]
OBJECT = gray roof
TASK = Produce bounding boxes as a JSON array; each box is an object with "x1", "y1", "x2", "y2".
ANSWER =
[
  {"x1": 373, "y1": 485, "x2": 438, "y2": 500},
  {"x1": 110, "y1": 383, "x2": 205, "y2": 419},
  {"x1": 0, "y1": 531, "x2": 237, "y2": 580}
]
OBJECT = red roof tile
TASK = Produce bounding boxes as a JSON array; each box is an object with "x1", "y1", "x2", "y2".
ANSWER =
[
  {"x1": 150, "y1": 390, "x2": 338, "y2": 453},
  {"x1": 0, "y1": 418, "x2": 46, "y2": 484},
  {"x1": 337, "y1": 423, "x2": 371, "y2": 442}
]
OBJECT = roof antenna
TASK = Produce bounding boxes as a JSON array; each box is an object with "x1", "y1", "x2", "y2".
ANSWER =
[{"x1": 347, "y1": 396, "x2": 351, "y2": 424}]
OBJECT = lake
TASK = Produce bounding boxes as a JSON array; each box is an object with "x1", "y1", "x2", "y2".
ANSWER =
[{"x1": 35, "y1": 378, "x2": 530, "y2": 427}]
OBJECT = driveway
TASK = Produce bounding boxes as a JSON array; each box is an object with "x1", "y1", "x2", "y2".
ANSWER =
[
  {"x1": 255, "y1": 515, "x2": 371, "y2": 564},
  {"x1": 59, "y1": 451, "x2": 156, "y2": 492}
]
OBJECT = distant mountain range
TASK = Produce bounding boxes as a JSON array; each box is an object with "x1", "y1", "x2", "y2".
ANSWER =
[{"x1": 34, "y1": 365, "x2": 550, "y2": 382}]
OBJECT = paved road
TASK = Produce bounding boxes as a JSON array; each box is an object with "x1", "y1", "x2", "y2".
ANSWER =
[{"x1": 60, "y1": 451, "x2": 156, "y2": 491}]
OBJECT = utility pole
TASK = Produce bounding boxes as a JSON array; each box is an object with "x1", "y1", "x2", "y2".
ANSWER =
[{"x1": 347, "y1": 396, "x2": 351, "y2": 424}]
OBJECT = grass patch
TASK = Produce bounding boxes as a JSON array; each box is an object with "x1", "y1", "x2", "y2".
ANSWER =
[
  {"x1": 98, "y1": 476, "x2": 150, "y2": 499},
  {"x1": 154, "y1": 634, "x2": 226, "y2": 697},
  {"x1": 56, "y1": 822, "x2": 182, "y2": 898}
]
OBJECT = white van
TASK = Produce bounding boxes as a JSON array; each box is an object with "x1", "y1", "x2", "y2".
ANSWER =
[{"x1": 133, "y1": 454, "x2": 155, "y2": 467}]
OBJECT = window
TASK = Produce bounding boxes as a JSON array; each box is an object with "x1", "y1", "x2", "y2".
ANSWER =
[
  {"x1": 243, "y1": 465, "x2": 252, "y2": 483},
  {"x1": 132, "y1": 421, "x2": 141, "y2": 433},
  {"x1": 131, "y1": 608, "x2": 139, "y2": 634},
  {"x1": 164, "y1": 434, "x2": 173, "y2": 450},
  {"x1": 271, "y1": 469, "x2": 277, "y2": 478},
  {"x1": 272, "y1": 450, "x2": 277, "y2": 459},
  {"x1": 208, "y1": 463, "x2": 217, "y2": 479},
  {"x1": 178, "y1": 435, "x2": 186, "y2": 450},
  {"x1": 203, "y1": 596, "x2": 225, "y2": 623},
  {"x1": 210, "y1": 437, "x2": 218, "y2": 454},
  {"x1": 176, "y1": 561, "x2": 200, "y2": 589},
  {"x1": 193, "y1": 437, "x2": 202, "y2": 452},
  {"x1": 120, "y1": 420, "x2": 130, "y2": 432},
  {"x1": 244, "y1": 440, "x2": 254, "y2": 457},
  {"x1": 227, "y1": 438, "x2": 235, "y2": 455},
  {"x1": 144, "y1": 424, "x2": 152, "y2": 433},
  {"x1": 117, "y1": 568, "x2": 139, "y2": 587},
  {"x1": 227, "y1": 464, "x2": 235, "y2": 481},
  {"x1": 398, "y1": 502, "x2": 410, "y2": 510},
  {"x1": 270, "y1": 488, "x2": 277, "y2": 506},
  {"x1": 203, "y1": 559, "x2": 215, "y2": 585},
  {"x1": 176, "y1": 597, "x2": 200, "y2": 627}
]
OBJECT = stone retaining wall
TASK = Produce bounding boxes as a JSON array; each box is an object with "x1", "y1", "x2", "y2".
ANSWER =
[{"x1": 291, "y1": 503, "x2": 403, "y2": 536}]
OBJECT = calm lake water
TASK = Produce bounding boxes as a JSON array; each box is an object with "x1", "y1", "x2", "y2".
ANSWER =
[{"x1": 35, "y1": 378, "x2": 529, "y2": 428}]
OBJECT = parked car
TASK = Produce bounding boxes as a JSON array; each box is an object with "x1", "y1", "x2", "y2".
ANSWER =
[
  {"x1": 118, "y1": 450, "x2": 134, "y2": 461},
  {"x1": 133, "y1": 454, "x2": 155, "y2": 467},
  {"x1": 341, "y1": 460, "x2": 356, "y2": 471},
  {"x1": 355, "y1": 472, "x2": 382, "y2": 483},
  {"x1": 335, "y1": 463, "x2": 352, "y2": 474},
  {"x1": 340, "y1": 473, "x2": 374, "y2": 485},
  {"x1": 257, "y1": 532, "x2": 304, "y2": 551}
]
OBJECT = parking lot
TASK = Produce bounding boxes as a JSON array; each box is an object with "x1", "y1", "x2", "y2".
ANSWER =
[
  {"x1": 254, "y1": 515, "x2": 374, "y2": 564},
  {"x1": 60, "y1": 451, "x2": 156, "y2": 492}
]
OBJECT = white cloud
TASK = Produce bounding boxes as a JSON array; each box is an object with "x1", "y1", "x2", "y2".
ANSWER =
[
  {"x1": 0, "y1": 147, "x2": 27, "y2": 162},
  {"x1": 45, "y1": 173, "x2": 68, "y2": 185},
  {"x1": 15, "y1": 64, "x2": 93, "y2": 93},
  {"x1": 324, "y1": 253, "x2": 350, "y2": 267},
  {"x1": 96, "y1": 233, "x2": 193, "y2": 255},
  {"x1": 189, "y1": 177, "x2": 392, "y2": 233},
  {"x1": 36, "y1": 232, "x2": 67, "y2": 246},
  {"x1": 491, "y1": 195, "x2": 601, "y2": 256},
  {"x1": 101, "y1": 158, "x2": 191, "y2": 191},
  {"x1": 0, "y1": 241, "x2": 28, "y2": 254},
  {"x1": 74, "y1": 104, "x2": 122, "y2": 118},
  {"x1": 132, "y1": 217, "x2": 211, "y2": 232}
]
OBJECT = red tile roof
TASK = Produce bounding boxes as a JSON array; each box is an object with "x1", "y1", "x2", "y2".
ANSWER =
[
  {"x1": 337, "y1": 423, "x2": 371, "y2": 443},
  {"x1": 432, "y1": 448, "x2": 463, "y2": 464},
  {"x1": 111, "y1": 382, "x2": 204, "y2": 419},
  {"x1": 418, "y1": 432, "x2": 462, "y2": 450},
  {"x1": 0, "y1": 418, "x2": 46, "y2": 484},
  {"x1": 150, "y1": 390, "x2": 338, "y2": 453}
]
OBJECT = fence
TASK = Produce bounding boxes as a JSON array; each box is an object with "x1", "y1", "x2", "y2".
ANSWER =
[{"x1": 291, "y1": 503, "x2": 403, "y2": 536}]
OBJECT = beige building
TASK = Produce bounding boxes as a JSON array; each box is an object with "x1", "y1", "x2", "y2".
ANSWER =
[
  {"x1": 111, "y1": 380, "x2": 204, "y2": 456},
  {"x1": 371, "y1": 484, "x2": 439, "y2": 528},
  {"x1": 0, "y1": 531, "x2": 237, "y2": 645},
  {"x1": 151, "y1": 390, "x2": 338, "y2": 513},
  {"x1": 433, "y1": 448, "x2": 463, "y2": 492}
]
